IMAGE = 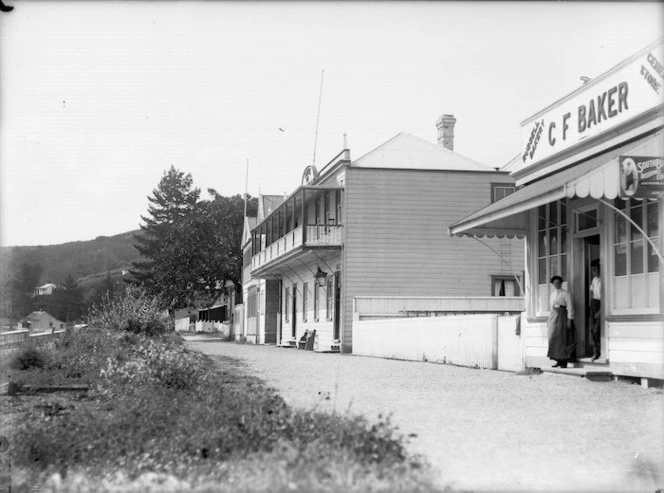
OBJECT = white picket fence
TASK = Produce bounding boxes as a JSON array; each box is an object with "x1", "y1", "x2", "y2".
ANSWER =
[{"x1": 353, "y1": 313, "x2": 524, "y2": 372}]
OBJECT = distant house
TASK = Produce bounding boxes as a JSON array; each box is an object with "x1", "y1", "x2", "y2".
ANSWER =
[
  {"x1": 19, "y1": 310, "x2": 65, "y2": 332},
  {"x1": 33, "y1": 283, "x2": 57, "y2": 296}
]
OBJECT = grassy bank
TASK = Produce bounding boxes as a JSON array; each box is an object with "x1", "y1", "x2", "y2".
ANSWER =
[{"x1": 2, "y1": 288, "x2": 442, "y2": 492}]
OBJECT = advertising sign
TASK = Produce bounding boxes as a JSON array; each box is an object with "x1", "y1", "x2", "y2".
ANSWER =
[
  {"x1": 519, "y1": 41, "x2": 664, "y2": 171},
  {"x1": 619, "y1": 156, "x2": 664, "y2": 199}
]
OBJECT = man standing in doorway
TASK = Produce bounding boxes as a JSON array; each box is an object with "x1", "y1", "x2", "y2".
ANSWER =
[{"x1": 590, "y1": 260, "x2": 602, "y2": 361}]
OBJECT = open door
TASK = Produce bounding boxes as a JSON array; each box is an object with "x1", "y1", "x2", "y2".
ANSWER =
[{"x1": 581, "y1": 235, "x2": 600, "y2": 358}]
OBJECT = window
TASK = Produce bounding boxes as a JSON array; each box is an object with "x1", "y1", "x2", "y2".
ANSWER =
[
  {"x1": 314, "y1": 283, "x2": 319, "y2": 321},
  {"x1": 324, "y1": 192, "x2": 330, "y2": 225},
  {"x1": 247, "y1": 287, "x2": 257, "y2": 318},
  {"x1": 492, "y1": 183, "x2": 516, "y2": 203},
  {"x1": 612, "y1": 199, "x2": 659, "y2": 312},
  {"x1": 303, "y1": 283, "x2": 308, "y2": 322},
  {"x1": 491, "y1": 275, "x2": 521, "y2": 296},
  {"x1": 576, "y1": 207, "x2": 599, "y2": 233},
  {"x1": 326, "y1": 277, "x2": 334, "y2": 321},
  {"x1": 536, "y1": 200, "x2": 568, "y2": 314},
  {"x1": 314, "y1": 199, "x2": 321, "y2": 225},
  {"x1": 258, "y1": 286, "x2": 264, "y2": 314},
  {"x1": 285, "y1": 286, "x2": 290, "y2": 323}
]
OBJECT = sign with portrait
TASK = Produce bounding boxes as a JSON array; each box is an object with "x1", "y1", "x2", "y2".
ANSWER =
[{"x1": 619, "y1": 155, "x2": 664, "y2": 199}]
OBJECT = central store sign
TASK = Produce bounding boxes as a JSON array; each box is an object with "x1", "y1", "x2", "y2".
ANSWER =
[{"x1": 520, "y1": 43, "x2": 663, "y2": 170}]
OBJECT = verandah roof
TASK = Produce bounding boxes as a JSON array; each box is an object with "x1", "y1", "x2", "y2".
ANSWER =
[{"x1": 448, "y1": 130, "x2": 662, "y2": 239}]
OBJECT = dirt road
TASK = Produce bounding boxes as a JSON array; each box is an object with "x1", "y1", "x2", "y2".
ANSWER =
[{"x1": 185, "y1": 336, "x2": 664, "y2": 493}]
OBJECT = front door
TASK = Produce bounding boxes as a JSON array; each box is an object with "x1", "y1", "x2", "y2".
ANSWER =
[{"x1": 581, "y1": 235, "x2": 601, "y2": 357}]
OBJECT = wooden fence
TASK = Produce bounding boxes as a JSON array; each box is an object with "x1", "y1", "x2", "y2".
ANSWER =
[{"x1": 0, "y1": 329, "x2": 67, "y2": 350}]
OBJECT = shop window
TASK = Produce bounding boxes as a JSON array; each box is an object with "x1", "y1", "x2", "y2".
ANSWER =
[
  {"x1": 491, "y1": 184, "x2": 516, "y2": 203},
  {"x1": 314, "y1": 283, "x2": 319, "y2": 321},
  {"x1": 612, "y1": 199, "x2": 659, "y2": 312},
  {"x1": 303, "y1": 282, "x2": 308, "y2": 322},
  {"x1": 284, "y1": 286, "x2": 290, "y2": 323},
  {"x1": 326, "y1": 277, "x2": 334, "y2": 321},
  {"x1": 491, "y1": 275, "x2": 521, "y2": 296},
  {"x1": 535, "y1": 200, "x2": 568, "y2": 315}
]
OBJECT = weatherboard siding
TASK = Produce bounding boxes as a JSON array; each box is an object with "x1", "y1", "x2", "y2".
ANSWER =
[{"x1": 341, "y1": 167, "x2": 525, "y2": 351}]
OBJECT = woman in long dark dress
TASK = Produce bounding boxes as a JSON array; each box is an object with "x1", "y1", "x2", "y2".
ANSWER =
[{"x1": 547, "y1": 275, "x2": 576, "y2": 368}]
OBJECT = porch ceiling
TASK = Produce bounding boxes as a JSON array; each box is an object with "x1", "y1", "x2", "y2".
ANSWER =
[{"x1": 251, "y1": 246, "x2": 341, "y2": 280}]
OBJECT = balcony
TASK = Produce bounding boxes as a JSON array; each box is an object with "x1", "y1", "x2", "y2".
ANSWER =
[{"x1": 251, "y1": 186, "x2": 344, "y2": 278}]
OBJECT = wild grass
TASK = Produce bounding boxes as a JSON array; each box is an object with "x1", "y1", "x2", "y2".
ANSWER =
[{"x1": 5, "y1": 287, "x2": 442, "y2": 492}]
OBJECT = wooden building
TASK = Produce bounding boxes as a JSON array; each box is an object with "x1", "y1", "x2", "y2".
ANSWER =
[
  {"x1": 245, "y1": 116, "x2": 525, "y2": 353},
  {"x1": 450, "y1": 39, "x2": 664, "y2": 384}
]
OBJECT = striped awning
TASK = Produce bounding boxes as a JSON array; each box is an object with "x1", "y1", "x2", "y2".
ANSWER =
[{"x1": 449, "y1": 131, "x2": 662, "y2": 238}]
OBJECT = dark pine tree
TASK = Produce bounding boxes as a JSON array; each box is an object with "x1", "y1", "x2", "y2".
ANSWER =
[{"x1": 131, "y1": 166, "x2": 202, "y2": 311}]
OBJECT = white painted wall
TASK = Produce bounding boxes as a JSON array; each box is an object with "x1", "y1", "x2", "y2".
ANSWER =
[{"x1": 353, "y1": 313, "x2": 524, "y2": 371}]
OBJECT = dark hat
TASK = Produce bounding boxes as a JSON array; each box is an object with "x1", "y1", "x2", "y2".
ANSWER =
[
  {"x1": 550, "y1": 275, "x2": 564, "y2": 284},
  {"x1": 591, "y1": 259, "x2": 600, "y2": 268}
]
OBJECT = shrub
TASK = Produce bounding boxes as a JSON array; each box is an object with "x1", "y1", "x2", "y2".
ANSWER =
[
  {"x1": 10, "y1": 345, "x2": 47, "y2": 370},
  {"x1": 87, "y1": 285, "x2": 172, "y2": 336}
]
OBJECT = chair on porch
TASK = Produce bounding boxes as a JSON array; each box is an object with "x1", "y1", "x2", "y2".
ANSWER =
[
  {"x1": 297, "y1": 330, "x2": 310, "y2": 350},
  {"x1": 304, "y1": 330, "x2": 316, "y2": 351}
]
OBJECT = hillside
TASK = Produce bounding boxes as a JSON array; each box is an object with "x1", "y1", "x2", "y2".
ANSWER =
[{"x1": 1, "y1": 230, "x2": 144, "y2": 288}]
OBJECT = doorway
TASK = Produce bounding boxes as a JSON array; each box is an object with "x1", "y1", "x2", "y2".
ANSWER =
[
  {"x1": 333, "y1": 272, "x2": 341, "y2": 340},
  {"x1": 582, "y1": 235, "x2": 600, "y2": 358},
  {"x1": 291, "y1": 284, "x2": 297, "y2": 338}
]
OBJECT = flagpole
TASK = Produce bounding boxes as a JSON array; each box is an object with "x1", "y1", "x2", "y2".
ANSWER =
[
  {"x1": 312, "y1": 70, "x2": 324, "y2": 167},
  {"x1": 244, "y1": 158, "x2": 249, "y2": 218}
]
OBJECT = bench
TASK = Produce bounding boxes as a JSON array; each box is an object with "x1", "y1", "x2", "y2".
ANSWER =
[{"x1": 297, "y1": 330, "x2": 316, "y2": 351}]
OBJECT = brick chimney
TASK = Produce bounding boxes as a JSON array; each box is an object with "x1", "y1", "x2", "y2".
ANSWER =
[{"x1": 436, "y1": 113, "x2": 457, "y2": 151}]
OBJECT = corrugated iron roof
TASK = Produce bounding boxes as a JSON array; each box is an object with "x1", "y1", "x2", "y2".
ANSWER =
[{"x1": 351, "y1": 132, "x2": 496, "y2": 172}]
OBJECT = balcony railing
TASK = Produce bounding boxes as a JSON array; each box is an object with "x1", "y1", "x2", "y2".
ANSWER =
[
  {"x1": 252, "y1": 224, "x2": 342, "y2": 271},
  {"x1": 306, "y1": 224, "x2": 342, "y2": 245}
]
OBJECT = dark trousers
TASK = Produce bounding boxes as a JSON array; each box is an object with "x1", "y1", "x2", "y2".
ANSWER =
[{"x1": 590, "y1": 299, "x2": 601, "y2": 355}]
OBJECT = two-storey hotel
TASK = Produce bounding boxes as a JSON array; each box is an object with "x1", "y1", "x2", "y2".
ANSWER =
[{"x1": 242, "y1": 116, "x2": 525, "y2": 352}]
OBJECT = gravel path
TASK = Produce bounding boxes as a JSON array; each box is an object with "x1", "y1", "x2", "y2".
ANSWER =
[{"x1": 185, "y1": 336, "x2": 664, "y2": 493}]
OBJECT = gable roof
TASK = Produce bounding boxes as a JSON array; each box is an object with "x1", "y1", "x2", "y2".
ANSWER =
[
  {"x1": 351, "y1": 132, "x2": 496, "y2": 172},
  {"x1": 21, "y1": 310, "x2": 63, "y2": 324},
  {"x1": 242, "y1": 216, "x2": 257, "y2": 246}
]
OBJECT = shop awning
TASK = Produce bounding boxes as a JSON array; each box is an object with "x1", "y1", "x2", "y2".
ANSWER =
[{"x1": 449, "y1": 132, "x2": 661, "y2": 238}]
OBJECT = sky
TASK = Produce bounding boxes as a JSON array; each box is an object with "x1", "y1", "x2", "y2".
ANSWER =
[{"x1": 0, "y1": 1, "x2": 662, "y2": 247}]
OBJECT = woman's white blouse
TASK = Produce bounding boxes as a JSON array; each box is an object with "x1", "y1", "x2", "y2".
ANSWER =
[{"x1": 550, "y1": 289, "x2": 575, "y2": 320}]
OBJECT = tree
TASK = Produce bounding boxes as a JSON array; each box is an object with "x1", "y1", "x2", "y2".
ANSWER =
[
  {"x1": 87, "y1": 271, "x2": 124, "y2": 310},
  {"x1": 6, "y1": 262, "x2": 43, "y2": 324},
  {"x1": 132, "y1": 166, "x2": 203, "y2": 310},
  {"x1": 51, "y1": 274, "x2": 85, "y2": 322},
  {"x1": 198, "y1": 191, "x2": 258, "y2": 302},
  {"x1": 132, "y1": 166, "x2": 258, "y2": 312}
]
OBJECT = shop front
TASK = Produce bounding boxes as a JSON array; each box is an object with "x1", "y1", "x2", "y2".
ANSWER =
[{"x1": 450, "y1": 39, "x2": 664, "y2": 383}]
